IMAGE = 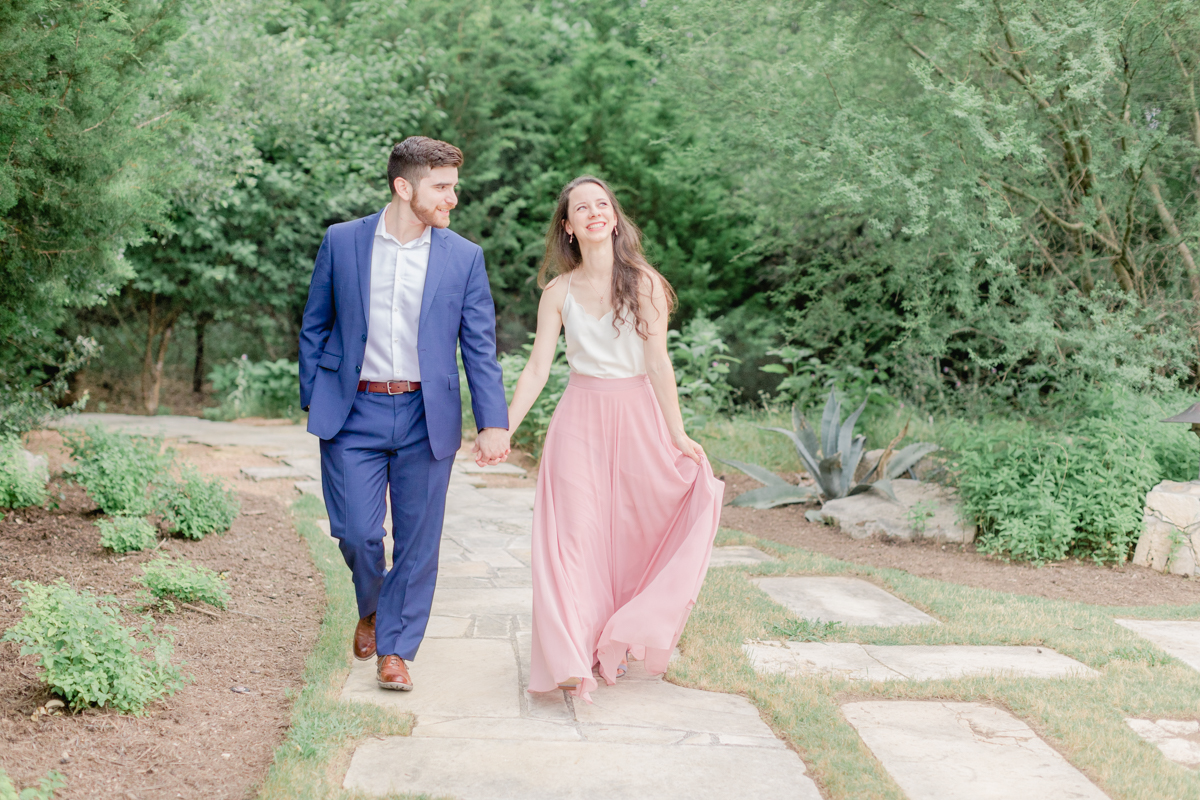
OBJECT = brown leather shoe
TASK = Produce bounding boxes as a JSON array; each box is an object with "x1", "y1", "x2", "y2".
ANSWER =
[
  {"x1": 353, "y1": 613, "x2": 376, "y2": 661},
  {"x1": 376, "y1": 655, "x2": 413, "y2": 691}
]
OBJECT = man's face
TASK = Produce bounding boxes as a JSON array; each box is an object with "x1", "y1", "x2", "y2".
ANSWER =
[{"x1": 406, "y1": 166, "x2": 458, "y2": 228}]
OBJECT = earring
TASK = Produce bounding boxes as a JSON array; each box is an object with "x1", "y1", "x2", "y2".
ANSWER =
[{"x1": 568, "y1": 233, "x2": 574, "y2": 244}]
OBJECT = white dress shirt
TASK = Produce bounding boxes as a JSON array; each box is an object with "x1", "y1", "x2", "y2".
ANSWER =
[{"x1": 362, "y1": 207, "x2": 431, "y2": 382}]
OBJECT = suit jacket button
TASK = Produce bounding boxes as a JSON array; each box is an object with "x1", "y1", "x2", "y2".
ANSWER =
[
  {"x1": 361, "y1": 334, "x2": 367, "y2": 341},
  {"x1": 355, "y1": 366, "x2": 361, "y2": 373}
]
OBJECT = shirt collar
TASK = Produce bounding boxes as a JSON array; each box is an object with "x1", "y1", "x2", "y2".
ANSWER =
[{"x1": 375, "y1": 204, "x2": 432, "y2": 249}]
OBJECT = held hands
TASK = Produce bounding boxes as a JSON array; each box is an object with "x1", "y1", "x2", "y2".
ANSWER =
[
  {"x1": 671, "y1": 431, "x2": 705, "y2": 465},
  {"x1": 473, "y1": 427, "x2": 512, "y2": 467}
]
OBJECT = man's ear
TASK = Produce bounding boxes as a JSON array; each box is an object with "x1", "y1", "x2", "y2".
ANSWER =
[{"x1": 392, "y1": 176, "x2": 413, "y2": 201}]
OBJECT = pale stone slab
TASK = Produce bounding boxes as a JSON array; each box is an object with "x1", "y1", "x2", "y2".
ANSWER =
[
  {"x1": 464, "y1": 547, "x2": 527, "y2": 569},
  {"x1": 869, "y1": 644, "x2": 1098, "y2": 681},
  {"x1": 572, "y1": 662, "x2": 777, "y2": 738},
  {"x1": 753, "y1": 576, "x2": 936, "y2": 627},
  {"x1": 294, "y1": 479, "x2": 322, "y2": 496},
  {"x1": 241, "y1": 465, "x2": 311, "y2": 481},
  {"x1": 438, "y1": 560, "x2": 493, "y2": 578},
  {"x1": 744, "y1": 641, "x2": 1097, "y2": 681},
  {"x1": 414, "y1": 716, "x2": 580, "y2": 742},
  {"x1": 281, "y1": 456, "x2": 322, "y2": 478},
  {"x1": 424, "y1": 615, "x2": 473, "y2": 638},
  {"x1": 843, "y1": 701, "x2": 1110, "y2": 799},
  {"x1": 458, "y1": 462, "x2": 528, "y2": 475},
  {"x1": 475, "y1": 487, "x2": 538, "y2": 509},
  {"x1": 819, "y1": 478, "x2": 975, "y2": 543},
  {"x1": 430, "y1": 587, "x2": 532, "y2": 617},
  {"x1": 343, "y1": 737, "x2": 821, "y2": 799},
  {"x1": 1115, "y1": 619, "x2": 1200, "y2": 671},
  {"x1": 707, "y1": 546, "x2": 780, "y2": 568},
  {"x1": 340, "y1": 638, "x2": 520, "y2": 718},
  {"x1": 1126, "y1": 718, "x2": 1200, "y2": 768},
  {"x1": 743, "y1": 641, "x2": 906, "y2": 681}
]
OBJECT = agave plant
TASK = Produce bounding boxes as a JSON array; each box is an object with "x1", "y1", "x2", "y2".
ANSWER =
[{"x1": 721, "y1": 389, "x2": 938, "y2": 506}]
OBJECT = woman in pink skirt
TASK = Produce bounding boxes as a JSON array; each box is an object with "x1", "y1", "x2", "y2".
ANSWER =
[{"x1": 506, "y1": 175, "x2": 724, "y2": 702}]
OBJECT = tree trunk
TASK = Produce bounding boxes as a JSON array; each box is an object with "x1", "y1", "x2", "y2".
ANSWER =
[
  {"x1": 1148, "y1": 177, "x2": 1200, "y2": 303},
  {"x1": 140, "y1": 295, "x2": 179, "y2": 415},
  {"x1": 193, "y1": 314, "x2": 211, "y2": 395},
  {"x1": 144, "y1": 323, "x2": 174, "y2": 415}
]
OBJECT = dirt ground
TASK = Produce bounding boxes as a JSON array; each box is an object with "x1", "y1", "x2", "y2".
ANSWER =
[
  {"x1": 717, "y1": 472, "x2": 1200, "y2": 608},
  {"x1": 0, "y1": 432, "x2": 323, "y2": 800}
]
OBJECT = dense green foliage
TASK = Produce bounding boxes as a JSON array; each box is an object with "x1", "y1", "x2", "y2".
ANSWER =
[
  {"x1": 0, "y1": 768, "x2": 66, "y2": 800},
  {"x1": 138, "y1": 557, "x2": 230, "y2": 610},
  {"x1": 97, "y1": 516, "x2": 159, "y2": 554},
  {"x1": 0, "y1": 0, "x2": 187, "y2": 410},
  {"x1": 0, "y1": 436, "x2": 47, "y2": 510},
  {"x1": 206, "y1": 357, "x2": 303, "y2": 420},
  {"x1": 62, "y1": 427, "x2": 172, "y2": 515},
  {"x1": 2, "y1": 580, "x2": 184, "y2": 714},
  {"x1": 154, "y1": 465, "x2": 239, "y2": 539},
  {"x1": 647, "y1": 0, "x2": 1200, "y2": 402}
]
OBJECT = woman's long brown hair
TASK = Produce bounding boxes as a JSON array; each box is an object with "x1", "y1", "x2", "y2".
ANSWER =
[{"x1": 538, "y1": 175, "x2": 676, "y2": 340}]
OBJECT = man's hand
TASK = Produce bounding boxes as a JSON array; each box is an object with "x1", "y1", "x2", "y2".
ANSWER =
[{"x1": 472, "y1": 427, "x2": 511, "y2": 467}]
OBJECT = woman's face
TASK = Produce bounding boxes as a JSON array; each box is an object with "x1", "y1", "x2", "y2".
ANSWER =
[{"x1": 563, "y1": 182, "x2": 616, "y2": 244}]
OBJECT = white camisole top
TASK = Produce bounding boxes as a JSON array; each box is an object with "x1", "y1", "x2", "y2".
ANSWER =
[{"x1": 561, "y1": 274, "x2": 647, "y2": 379}]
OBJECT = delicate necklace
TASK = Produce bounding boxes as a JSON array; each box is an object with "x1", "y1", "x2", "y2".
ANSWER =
[{"x1": 581, "y1": 268, "x2": 611, "y2": 312}]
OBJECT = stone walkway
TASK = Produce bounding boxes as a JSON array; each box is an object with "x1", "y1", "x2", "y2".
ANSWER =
[{"x1": 56, "y1": 414, "x2": 1172, "y2": 798}]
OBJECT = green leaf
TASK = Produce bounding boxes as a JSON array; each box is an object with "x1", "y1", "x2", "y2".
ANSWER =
[
  {"x1": 729, "y1": 484, "x2": 819, "y2": 509},
  {"x1": 715, "y1": 458, "x2": 789, "y2": 487}
]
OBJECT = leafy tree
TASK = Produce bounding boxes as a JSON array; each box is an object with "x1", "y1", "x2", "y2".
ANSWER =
[
  {"x1": 0, "y1": 0, "x2": 188, "y2": 418},
  {"x1": 646, "y1": 0, "x2": 1200, "y2": 404}
]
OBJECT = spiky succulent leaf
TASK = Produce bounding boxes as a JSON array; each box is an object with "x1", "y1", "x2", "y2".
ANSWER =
[
  {"x1": 842, "y1": 434, "x2": 867, "y2": 497},
  {"x1": 796, "y1": 415, "x2": 820, "y2": 461},
  {"x1": 816, "y1": 453, "x2": 843, "y2": 498},
  {"x1": 760, "y1": 426, "x2": 823, "y2": 480},
  {"x1": 716, "y1": 458, "x2": 789, "y2": 487},
  {"x1": 871, "y1": 478, "x2": 898, "y2": 502},
  {"x1": 730, "y1": 484, "x2": 820, "y2": 509},
  {"x1": 819, "y1": 389, "x2": 840, "y2": 460},
  {"x1": 884, "y1": 443, "x2": 940, "y2": 480}
]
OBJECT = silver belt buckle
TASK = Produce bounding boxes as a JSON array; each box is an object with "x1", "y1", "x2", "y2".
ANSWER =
[{"x1": 387, "y1": 381, "x2": 404, "y2": 395}]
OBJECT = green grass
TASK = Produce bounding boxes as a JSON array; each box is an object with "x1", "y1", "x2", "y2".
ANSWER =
[
  {"x1": 255, "y1": 495, "x2": 451, "y2": 800},
  {"x1": 667, "y1": 528, "x2": 1200, "y2": 800}
]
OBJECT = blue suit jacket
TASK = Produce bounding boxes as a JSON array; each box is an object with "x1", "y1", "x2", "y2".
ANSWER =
[{"x1": 299, "y1": 209, "x2": 508, "y2": 459}]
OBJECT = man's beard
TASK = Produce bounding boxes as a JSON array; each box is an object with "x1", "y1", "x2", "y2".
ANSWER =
[{"x1": 410, "y1": 187, "x2": 446, "y2": 228}]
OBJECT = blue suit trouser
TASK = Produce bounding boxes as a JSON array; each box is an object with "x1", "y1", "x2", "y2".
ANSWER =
[{"x1": 319, "y1": 390, "x2": 453, "y2": 661}]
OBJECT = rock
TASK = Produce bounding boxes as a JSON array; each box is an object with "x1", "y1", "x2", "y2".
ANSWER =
[
  {"x1": 852, "y1": 448, "x2": 944, "y2": 484},
  {"x1": 818, "y1": 479, "x2": 975, "y2": 543},
  {"x1": 45, "y1": 699, "x2": 64, "y2": 712},
  {"x1": 21, "y1": 448, "x2": 49, "y2": 483},
  {"x1": 1132, "y1": 480, "x2": 1200, "y2": 576}
]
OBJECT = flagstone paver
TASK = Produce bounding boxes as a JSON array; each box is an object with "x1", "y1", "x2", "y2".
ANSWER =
[
  {"x1": 744, "y1": 640, "x2": 1098, "y2": 681},
  {"x1": 707, "y1": 545, "x2": 780, "y2": 568},
  {"x1": 341, "y1": 476, "x2": 823, "y2": 799},
  {"x1": 241, "y1": 465, "x2": 312, "y2": 481},
  {"x1": 843, "y1": 701, "x2": 1110, "y2": 799},
  {"x1": 1114, "y1": 619, "x2": 1200, "y2": 671},
  {"x1": 1126, "y1": 718, "x2": 1200, "y2": 768},
  {"x1": 754, "y1": 575, "x2": 937, "y2": 627}
]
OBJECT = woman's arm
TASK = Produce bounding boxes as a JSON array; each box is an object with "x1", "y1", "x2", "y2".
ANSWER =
[
  {"x1": 641, "y1": 273, "x2": 704, "y2": 465},
  {"x1": 507, "y1": 278, "x2": 566, "y2": 437}
]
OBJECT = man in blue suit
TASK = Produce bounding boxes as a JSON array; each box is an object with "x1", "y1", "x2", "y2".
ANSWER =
[{"x1": 299, "y1": 137, "x2": 510, "y2": 691}]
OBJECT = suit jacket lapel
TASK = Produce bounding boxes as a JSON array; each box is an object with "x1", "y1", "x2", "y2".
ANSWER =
[
  {"x1": 419, "y1": 227, "x2": 450, "y2": 326},
  {"x1": 356, "y1": 209, "x2": 384, "y2": 325}
]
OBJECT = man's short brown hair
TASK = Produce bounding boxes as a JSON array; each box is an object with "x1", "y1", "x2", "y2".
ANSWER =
[{"x1": 387, "y1": 136, "x2": 463, "y2": 196}]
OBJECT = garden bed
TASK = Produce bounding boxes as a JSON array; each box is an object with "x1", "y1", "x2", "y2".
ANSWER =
[
  {"x1": 0, "y1": 434, "x2": 323, "y2": 799},
  {"x1": 717, "y1": 472, "x2": 1200, "y2": 608}
]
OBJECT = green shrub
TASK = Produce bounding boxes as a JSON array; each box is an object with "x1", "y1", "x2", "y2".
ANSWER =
[
  {"x1": 206, "y1": 357, "x2": 301, "y2": 420},
  {"x1": 154, "y1": 465, "x2": 239, "y2": 539},
  {"x1": 97, "y1": 515, "x2": 158, "y2": 553},
  {"x1": 0, "y1": 767, "x2": 66, "y2": 800},
  {"x1": 62, "y1": 426, "x2": 172, "y2": 515},
  {"x1": 499, "y1": 335, "x2": 570, "y2": 455},
  {"x1": 670, "y1": 314, "x2": 740, "y2": 429},
  {"x1": 0, "y1": 435, "x2": 47, "y2": 509},
  {"x1": 1, "y1": 580, "x2": 184, "y2": 714},
  {"x1": 138, "y1": 556, "x2": 230, "y2": 609}
]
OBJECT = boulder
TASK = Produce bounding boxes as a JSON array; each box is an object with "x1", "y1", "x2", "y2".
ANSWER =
[
  {"x1": 21, "y1": 448, "x2": 49, "y2": 484},
  {"x1": 818, "y1": 479, "x2": 975, "y2": 543},
  {"x1": 1132, "y1": 480, "x2": 1200, "y2": 576},
  {"x1": 852, "y1": 449, "x2": 945, "y2": 484}
]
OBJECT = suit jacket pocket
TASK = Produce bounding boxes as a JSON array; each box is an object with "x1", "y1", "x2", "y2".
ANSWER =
[{"x1": 318, "y1": 352, "x2": 342, "y2": 371}]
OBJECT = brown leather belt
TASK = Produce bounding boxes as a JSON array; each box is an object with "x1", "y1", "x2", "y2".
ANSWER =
[{"x1": 358, "y1": 380, "x2": 421, "y2": 394}]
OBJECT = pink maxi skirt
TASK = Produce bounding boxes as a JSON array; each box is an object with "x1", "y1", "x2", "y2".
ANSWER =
[{"x1": 528, "y1": 373, "x2": 724, "y2": 702}]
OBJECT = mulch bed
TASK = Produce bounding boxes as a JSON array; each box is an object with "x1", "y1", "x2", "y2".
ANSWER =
[
  {"x1": 0, "y1": 433, "x2": 324, "y2": 800},
  {"x1": 717, "y1": 472, "x2": 1200, "y2": 608}
]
